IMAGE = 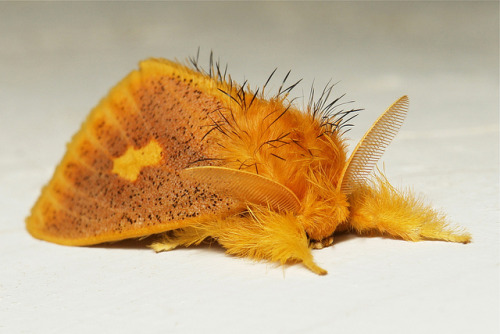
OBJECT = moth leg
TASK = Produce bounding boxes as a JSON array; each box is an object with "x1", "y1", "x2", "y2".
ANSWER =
[
  {"x1": 311, "y1": 236, "x2": 334, "y2": 249},
  {"x1": 150, "y1": 226, "x2": 211, "y2": 252},
  {"x1": 216, "y1": 208, "x2": 327, "y2": 275},
  {"x1": 348, "y1": 176, "x2": 471, "y2": 243},
  {"x1": 151, "y1": 209, "x2": 327, "y2": 275}
]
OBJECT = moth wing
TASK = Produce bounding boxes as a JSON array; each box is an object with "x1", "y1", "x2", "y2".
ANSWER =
[
  {"x1": 26, "y1": 59, "x2": 238, "y2": 246},
  {"x1": 339, "y1": 95, "x2": 409, "y2": 194},
  {"x1": 182, "y1": 166, "x2": 301, "y2": 213}
]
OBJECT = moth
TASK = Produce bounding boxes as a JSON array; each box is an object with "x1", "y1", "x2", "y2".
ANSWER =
[{"x1": 26, "y1": 55, "x2": 471, "y2": 275}]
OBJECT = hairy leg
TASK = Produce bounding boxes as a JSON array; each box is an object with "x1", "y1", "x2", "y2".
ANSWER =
[
  {"x1": 348, "y1": 175, "x2": 471, "y2": 243},
  {"x1": 150, "y1": 208, "x2": 327, "y2": 275}
]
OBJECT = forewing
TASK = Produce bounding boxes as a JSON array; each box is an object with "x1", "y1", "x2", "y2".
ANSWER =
[{"x1": 26, "y1": 59, "x2": 237, "y2": 246}]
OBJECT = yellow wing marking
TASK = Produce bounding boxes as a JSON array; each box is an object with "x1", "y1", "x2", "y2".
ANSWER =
[
  {"x1": 338, "y1": 96, "x2": 409, "y2": 194},
  {"x1": 112, "y1": 139, "x2": 163, "y2": 181},
  {"x1": 181, "y1": 166, "x2": 301, "y2": 213}
]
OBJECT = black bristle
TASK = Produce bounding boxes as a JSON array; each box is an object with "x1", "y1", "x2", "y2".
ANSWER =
[
  {"x1": 248, "y1": 88, "x2": 259, "y2": 110},
  {"x1": 190, "y1": 51, "x2": 363, "y2": 160},
  {"x1": 307, "y1": 81, "x2": 362, "y2": 134},
  {"x1": 266, "y1": 104, "x2": 291, "y2": 131},
  {"x1": 257, "y1": 132, "x2": 291, "y2": 152},
  {"x1": 262, "y1": 68, "x2": 278, "y2": 96},
  {"x1": 218, "y1": 88, "x2": 241, "y2": 106},
  {"x1": 208, "y1": 51, "x2": 213, "y2": 78},
  {"x1": 270, "y1": 153, "x2": 286, "y2": 161},
  {"x1": 216, "y1": 59, "x2": 223, "y2": 82},
  {"x1": 277, "y1": 70, "x2": 291, "y2": 96},
  {"x1": 279, "y1": 78, "x2": 302, "y2": 97}
]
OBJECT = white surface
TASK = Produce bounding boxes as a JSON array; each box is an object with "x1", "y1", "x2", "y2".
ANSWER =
[{"x1": 1, "y1": 2, "x2": 498, "y2": 333}]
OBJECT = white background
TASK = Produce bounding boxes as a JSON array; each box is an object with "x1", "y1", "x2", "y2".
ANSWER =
[{"x1": 1, "y1": 2, "x2": 498, "y2": 333}]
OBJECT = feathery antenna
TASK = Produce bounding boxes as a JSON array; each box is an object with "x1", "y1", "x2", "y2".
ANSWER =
[
  {"x1": 182, "y1": 166, "x2": 301, "y2": 213},
  {"x1": 338, "y1": 96, "x2": 409, "y2": 194}
]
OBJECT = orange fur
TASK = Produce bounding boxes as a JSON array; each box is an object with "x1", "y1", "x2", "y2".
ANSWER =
[
  {"x1": 205, "y1": 89, "x2": 350, "y2": 240},
  {"x1": 211, "y1": 96, "x2": 348, "y2": 199},
  {"x1": 27, "y1": 55, "x2": 471, "y2": 275},
  {"x1": 348, "y1": 173, "x2": 471, "y2": 243},
  {"x1": 151, "y1": 207, "x2": 326, "y2": 275}
]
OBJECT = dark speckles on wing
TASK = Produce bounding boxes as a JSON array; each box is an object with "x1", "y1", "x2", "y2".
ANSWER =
[{"x1": 40, "y1": 70, "x2": 236, "y2": 241}]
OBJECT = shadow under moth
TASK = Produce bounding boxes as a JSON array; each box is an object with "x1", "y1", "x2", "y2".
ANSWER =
[{"x1": 26, "y1": 55, "x2": 471, "y2": 275}]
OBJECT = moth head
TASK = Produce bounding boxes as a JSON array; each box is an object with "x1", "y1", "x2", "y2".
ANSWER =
[
  {"x1": 301, "y1": 95, "x2": 409, "y2": 240},
  {"x1": 299, "y1": 170, "x2": 350, "y2": 240}
]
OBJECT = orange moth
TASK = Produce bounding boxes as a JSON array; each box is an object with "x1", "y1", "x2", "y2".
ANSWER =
[{"x1": 26, "y1": 55, "x2": 471, "y2": 275}]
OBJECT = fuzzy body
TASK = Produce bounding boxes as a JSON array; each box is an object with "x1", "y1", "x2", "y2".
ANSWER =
[{"x1": 26, "y1": 57, "x2": 470, "y2": 274}]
